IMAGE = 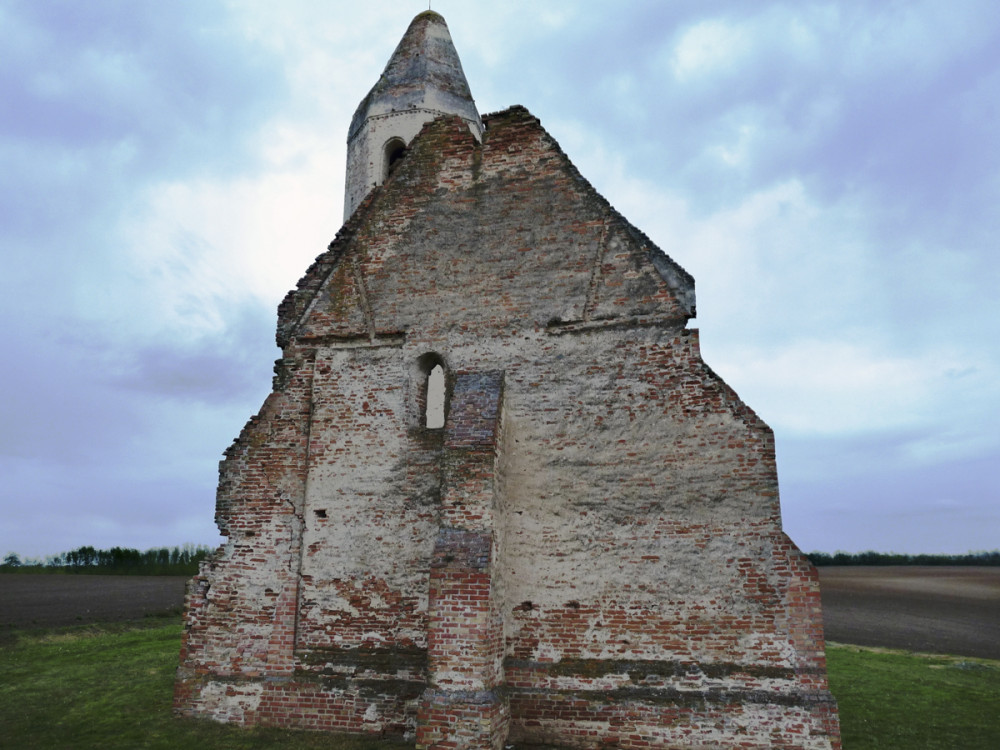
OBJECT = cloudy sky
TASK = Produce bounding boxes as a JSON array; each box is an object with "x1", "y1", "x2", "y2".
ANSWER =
[{"x1": 3, "y1": 0, "x2": 998, "y2": 559}]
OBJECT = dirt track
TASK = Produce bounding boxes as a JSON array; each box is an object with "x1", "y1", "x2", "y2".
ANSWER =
[{"x1": 3, "y1": 568, "x2": 998, "y2": 659}]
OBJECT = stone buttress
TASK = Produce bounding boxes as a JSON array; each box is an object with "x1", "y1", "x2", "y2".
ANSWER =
[{"x1": 418, "y1": 371, "x2": 509, "y2": 748}]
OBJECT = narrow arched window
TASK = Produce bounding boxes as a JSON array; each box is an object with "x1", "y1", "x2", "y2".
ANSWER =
[
  {"x1": 382, "y1": 137, "x2": 406, "y2": 182},
  {"x1": 415, "y1": 353, "x2": 447, "y2": 430},
  {"x1": 426, "y1": 364, "x2": 445, "y2": 429}
]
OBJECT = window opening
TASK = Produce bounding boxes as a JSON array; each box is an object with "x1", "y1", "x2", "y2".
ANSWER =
[
  {"x1": 426, "y1": 364, "x2": 445, "y2": 429},
  {"x1": 382, "y1": 138, "x2": 406, "y2": 182}
]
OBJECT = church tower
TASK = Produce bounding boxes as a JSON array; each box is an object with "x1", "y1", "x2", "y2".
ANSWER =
[{"x1": 343, "y1": 11, "x2": 483, "y2": 220}]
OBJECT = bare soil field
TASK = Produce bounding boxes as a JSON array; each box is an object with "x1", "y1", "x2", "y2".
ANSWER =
[
  {"x1": 3, "y1": 568, "x2": 998, "y2": 660},
  {"x1": 0, "y1": 574, "x2": 187, "y2": 631},
  {"x1": 819, "y1": 566, "x2": 1000, "y2": 660}
]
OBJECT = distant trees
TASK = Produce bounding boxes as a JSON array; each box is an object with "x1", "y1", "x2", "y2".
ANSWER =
[
  {"x1": 808, "y1": 550, "x2": 1000, "y2": 566},
  {"x1": 0, "y1": 544, "x2": 214, "y2": 575},
  {"x1": 6, "y1": 546, "x2": 998, "y2": 572}
]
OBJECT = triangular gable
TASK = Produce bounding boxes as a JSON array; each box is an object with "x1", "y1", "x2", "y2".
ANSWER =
[
  {"x1": 584, "y1": 221, "x2": 696, "y2": 324},
  {"x1": 278, "y1": 108, "x2": 696, "y2": 348},
  {"x1": 291, "y1": 256, "x2": 372, "y2": 342},
  {"x1": 276, "y1": 193, "x2": 381, "y2": 347},
  {"x1": 478, "y1": 106, "x2": 696, "y2": 329}
]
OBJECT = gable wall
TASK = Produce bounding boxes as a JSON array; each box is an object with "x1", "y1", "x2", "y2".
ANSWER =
[{"x1": 176, "y1": 108, "x2": 838, "y2": 748}]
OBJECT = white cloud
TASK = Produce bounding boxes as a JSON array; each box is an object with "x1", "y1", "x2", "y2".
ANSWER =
[
  {"x1": 117, "y1": 122, "x2": 343, "y2": 338},
  {"x1": 671, "y1": 18, "x2": 751, "y2": 82},
  {"x1": 716, "y1": 340, "x2": 991, "y2": 439},
  {"x1": 4, "y1": 0, "x2": 999, "y2": 560},
  {"x1": 666, "y1": 5, "x2": 829, "y2": 86},
  {"x1": 709, "y1": 119, "x2": 758, "y2": 167},
  {"x1": 840, "y1": 1, "x2": 995, "y2": 81}
]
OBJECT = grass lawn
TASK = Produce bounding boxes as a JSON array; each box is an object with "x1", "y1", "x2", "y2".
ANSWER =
[
  {"x1": 2, "y1": 619, "x2": 998, "y2": 748},
  {"x1": 826, "y1": 643, "x2": 1000, "y2": 749},
  {"x1": 0, "y1": 618, "x2": 400, "y2": 749}
]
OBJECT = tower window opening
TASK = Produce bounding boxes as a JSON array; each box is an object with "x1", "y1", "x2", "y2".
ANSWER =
[
  {"x1": 426, "y1": 364, "x2": 445, "y2": 429},
  {"x1": 383, "y1": 138, "x2": 407, "y2": 182}
]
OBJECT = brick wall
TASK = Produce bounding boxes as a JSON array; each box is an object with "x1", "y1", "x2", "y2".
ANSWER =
[
  {"x1": 175, "y1": 107, "x2": 840, "y2": 748},
  {"x1": 417, "y1": 372, "x2": 508, "y2": 748}
]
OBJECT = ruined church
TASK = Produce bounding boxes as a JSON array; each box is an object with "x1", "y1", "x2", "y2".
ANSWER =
[{"x1": 175, "y1": 11, "x2": 841, "y2": 749}]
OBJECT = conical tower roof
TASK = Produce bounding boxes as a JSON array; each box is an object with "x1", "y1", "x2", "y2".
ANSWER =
[{"x1": 348, "y1": 11, "x2": 481, "y2": 139}]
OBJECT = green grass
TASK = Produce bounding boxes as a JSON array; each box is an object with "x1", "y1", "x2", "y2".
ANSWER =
[
  {"x1": 2, "y1": 620, "x2": 998, "y2": 748},
  {"x1": 826, "y1": 643, "x2": 1000, "y2": 749},
  {"x1": 0, "y1": 618, "x2": 403, "y2": 749}
]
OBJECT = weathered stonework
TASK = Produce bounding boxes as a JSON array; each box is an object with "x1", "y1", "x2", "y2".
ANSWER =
[
  {"x1": 344, "y1": 11, "x2": 483, "y2": 221},
  {"x1": 175, "y1": 11, "x2": 841, "y2": 749}
]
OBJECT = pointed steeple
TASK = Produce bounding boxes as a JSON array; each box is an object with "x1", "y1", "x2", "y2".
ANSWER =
[{"x1": 343, "y1": 11, "x2": 482, "y2": 220}]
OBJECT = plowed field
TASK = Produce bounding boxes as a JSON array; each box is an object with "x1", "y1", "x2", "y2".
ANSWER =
[
  {"x1": 818, "y1": 566, "x2": 1000, "y2": 660},
  {"x1": 0, "y1": 574, "x2": 186, "y2": 630},
  {"x1": 3, "y1": 567, "x2": 998, "y2": 659}
]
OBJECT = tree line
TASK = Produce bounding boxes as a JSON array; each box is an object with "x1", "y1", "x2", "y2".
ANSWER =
[
  {"x1": 1, "y1": 544, "x2": 214, "y2": 576},
  {"x1": 807, "y1": 550, "x2": 1000, "y2": 566},
  {"x1": 5, "y1": 546, "x2": 997, "y2": 573}
]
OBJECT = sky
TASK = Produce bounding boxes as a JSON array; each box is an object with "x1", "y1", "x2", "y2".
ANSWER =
[{"x1": 2, "y1": 0, "x2": 998, "y2": 559}]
